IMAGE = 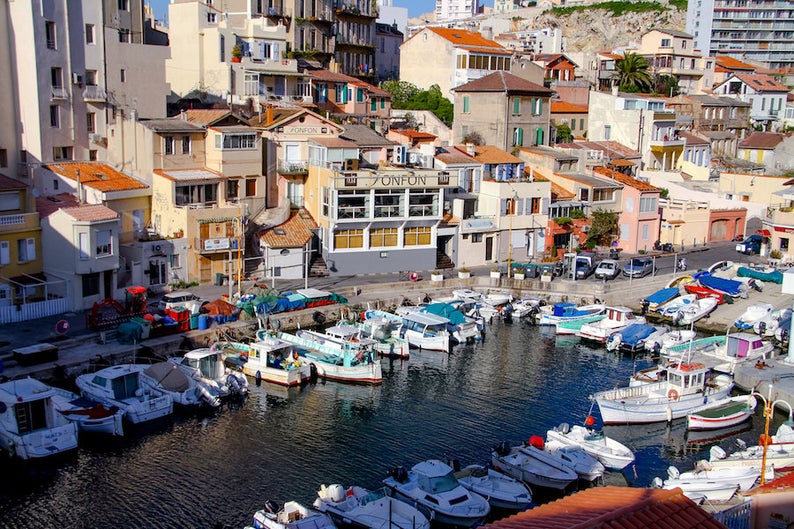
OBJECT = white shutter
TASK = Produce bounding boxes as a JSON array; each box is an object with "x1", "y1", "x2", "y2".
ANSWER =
[
  {"x1": 0, "y1": 240, "x2": 8, "y2": 265},
  {"x1": 25, "y1": 238, "x2": 35, "y2": 260},
  {"x1": 79, "y1": 232, "x2": 90, "y2": 259}
]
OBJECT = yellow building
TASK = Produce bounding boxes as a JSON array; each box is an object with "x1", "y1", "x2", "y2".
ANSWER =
[{"x1": 0, "y1": 174, "x2": 41, "y2": 302}]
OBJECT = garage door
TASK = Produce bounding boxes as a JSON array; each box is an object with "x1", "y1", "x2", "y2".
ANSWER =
[{"x1": 710, "y1": 220, "x2": 728, "y2": 241}]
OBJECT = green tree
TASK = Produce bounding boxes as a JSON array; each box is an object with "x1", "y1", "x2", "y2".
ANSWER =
[
  {"x1": 555, "y1": 123, "x2": 573, "y2": 143},
  {"x1": 380, "y1": 80, "x2": 421, "y2": 107},
  {"x1": 587, "y1": 208, "x2": 619, "y2": 247},
  {"x1": 613, "y1": 52, "x2": 652, "y2": 92},
  {"x1": 653, "y1": 74, "x2": 680, "y2": 97},
  {"x1": 462, "y1": 131, "x2": 485, "y2": 145}
]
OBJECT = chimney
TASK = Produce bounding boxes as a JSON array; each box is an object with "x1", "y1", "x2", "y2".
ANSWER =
[
  {"x1": 266, "y1": 104, "x2": 274, "y2": 125},
  {"x1": 76, "y1": 169, "x2": 84, "y2": 203},
  {"x1": 466, "y1": 143, "x2": 475, "y2": 156}
]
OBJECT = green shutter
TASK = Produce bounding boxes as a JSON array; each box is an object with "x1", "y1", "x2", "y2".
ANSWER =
[
  {"x1": 517, "y1": 127, "x2": 523, "y2": 146},
  {"x1": 513, "y1": 98, "x2": 520, "y2": 115},
  {"x1": 536, "y1": 127, "x2": 544, "y2": 146},
  {"x1": 371, "y1": 98, "x2": 377, "y2": 111},
  {"x1": 380, "y1": 98, "x2": 385, "y2": 109},
  {"x1": 463, "y1": 96, "x2": 469, "y2": 113},
  {"x1": 357, "y1": 88, "x2": 364, "y2": 102},
  {"x1": 537, "y1": 99, "x2": 543, "y2": 114}
]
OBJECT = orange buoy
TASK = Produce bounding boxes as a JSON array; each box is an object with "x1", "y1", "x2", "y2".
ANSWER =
[
  {"x1": 584, "y1": 415, "x2": 595, "y2": 426},
  {"x1": 667, "y1": 389, "x2": 679, "y2": 400}
]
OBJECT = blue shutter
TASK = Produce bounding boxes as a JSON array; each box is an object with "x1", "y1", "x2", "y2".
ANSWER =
[{"x1": 516, "y1": 198, "x2": 525, "y2": 214}]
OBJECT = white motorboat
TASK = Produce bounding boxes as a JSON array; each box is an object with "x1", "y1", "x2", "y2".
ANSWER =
[
  {"x1": 249, "y1": 500, "x2": 336, "y2": 529},
  {"x1": 545, "y1": 423, "x2": 635, "y2": 470},
  {"x1": 543, "y1": 439, "x2": 605, "y2": 481},
  {"x1": 353, "y1": 318, "x2": 410, "y2": 358},
  {"x1": 509, "y1": 298, "x2": 544, "y2": 319},
  {"x1": 663, "y1": 332, "x2": 773, "y2": 374},
  {"x1": 382, "y1": 460, "x2": 490, "y2": 527},
  {"x1": 75, "y1": 364, "x2": 174, "y2": 424},
  {"x1": 367, "y1": 309, "x2": 452, "y2": 352},
  {"x1": 314, "y1": 484, "x2": 430, "y2": 529},
  {"x1": 0, "y1": 378, "x2": 79, "y2": 459},
  {"x1": 686, "y1": 395, "x2": 757, "y2": 431},
  {"x1": 591, "y1": 362, "x2": 734, "y2": 424},
  {"x1": 658, "y1": 294, "x2": 698, "y2": 319},
  {"x1": 555, "y1": 314, "x2": 607, "y2": 336},
  {"x1": 264, "y1": 329, "x2": 383, "y2": 385},
  {"x1": 734, "y1": 303, "x2": 774, "y2": 331},
  {"x1": 451, "y1": 462, "x2": 532, "y2": 511},
  {"x1": 672, "y1": 297, "x2": 718, "y2": 326},
  {"x1": 142, "y1": 361, "x2": 221, "y2": 408},
  {"x1": 218, "y1": 337, "x2": 312, "y2": 387},
  {"x1": 482, "y1": 290, "x2": 513, "y2": 307},
  {"x1": 754, "y1": 307, "x2": 792, "y2": 337},
  {"x1": 643, "y1": 328, "x2": 697, "y2": 354},
  {"x1": 577, "y1": 306, "x2": 646, "y2": 344},
  {"x1": 51, "y1": 387, "x2": 124, "y2": 436},
  {"x1": 709, "y1": 423, "x2": 794, "y2": 472},
  {"x1": 651, "y1": 463, "x2": 750, "y2": 502},
  {"x1": 491, "y1": 441, "x2": 579, "y2": 490},
  {"x1": 169, "y1": 348, "x2": 249, "y2": 400}
]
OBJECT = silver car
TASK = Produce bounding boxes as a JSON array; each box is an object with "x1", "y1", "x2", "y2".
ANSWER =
[{"x1": 594, "y1": 259, "x2": 620, "y2": 280}]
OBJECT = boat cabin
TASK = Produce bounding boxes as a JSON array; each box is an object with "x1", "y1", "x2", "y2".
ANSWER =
[
  {"x1": 666, "y1": 362, "x2": 709, "y2": 397},
  {"x1": 412, "y1": 460, "x2": 459, "y2": 493},
  {"x1": 179, "y1": 348, "x2": 225, "y2": 379},
  {"x1": 324, "y1": 325, "x2": 379, "y2": 348},
  {"x1": 607, "y1": 307, "x2": 638, "y2": 323},
  {"x1": 401, "y1": 312, "x2": 450, "y2": 337},
  {"x1": 248, "y1": 336, "x2": 297, "y2": 369},
  {"x1": 726, "y1": 332, "x2": 764, "y2": 358},
  {"x1": 0, "y1": 378, "x2": 59, "y2": 436}
]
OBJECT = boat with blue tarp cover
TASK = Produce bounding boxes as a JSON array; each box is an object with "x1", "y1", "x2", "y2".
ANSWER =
[
  {"x1": 643, "y1": 287, "x2": 680, "y2": 311},
  {"x1": 692, "y1": 271, "x2": 747, "y2": 298},
  {"x1": 606, "y1": 323, "x2": 658, "y2": 353},
  {"x1": 536, "y1": 302, "x2": 605, "y2": 326}
]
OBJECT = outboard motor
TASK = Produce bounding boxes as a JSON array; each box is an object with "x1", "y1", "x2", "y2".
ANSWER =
[
  {"x1": 495, "y1": 441, "x2": 511, "y2": 456},
  {"x1": 264, "y1": 500, "x2": 280, "y2": 514},
  {"x1": 394, "y1": 466, "x2": 408, "y2": 483},
  {"x1": 667, "y1": 466, "x2": 680, "y2": 480},
  {"x1": 450, "y1": 459, "x2": 461, "y2": 472},
  {"x1": 710, "y1": 445, "x2": 727, "y2": 460},
  {"x1": 651, "y1": 477, "x2": 664, "y2": 489},
  {"x1": 557, "y1": 422, "x2": 571, "y2": 434},
  {"x1": 640, "y1": 299, "x2": 650, "y2": 316}
]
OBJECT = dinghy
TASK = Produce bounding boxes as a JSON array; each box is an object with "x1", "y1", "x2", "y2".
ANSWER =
[
  {"x1": 754, "y1": 307, "x2": 792, "y2": 338},
  {"x1": 737, "y1": 266, "x2": 783, "y2": 284},
  {"x1": 543, "y1": 439, "x2": 605, "y2": 481},
  {"x1": 683, "y1": 284, "x2": 726, "y2": 305},
  {"x1": 658, "y1": 295, "x2": 698, "y2": 318},
  {"x1": 693, "y1": 271, "x2": 747, "y2": 298},
  {"x1": 250, "y1": 500, "x2": 336, "y2": 529},
  {"x1": 686, "y1": 395, "x2": 757, "y2": 431},
  {"x1": 605, "y1": 323, "x2": 658, "y2": 353},
  {"x1": 672, "y1": 297, "x2": 718, "y2": 326},
  {"x1": 451, "y1": 463, "x2": 533, "y2": 511},
  {"x1": 734, "y1": 303, "x2": 774, "y2": 331},
  {"x1": 491, "y1": 440, "x2": 579, "y2": 490},
  {"x1": 643, "y1": 287, "x2": 680, "y2": 312},
  {"x1": 652, "y1": 463, "x2": 758, "y2": 502}
]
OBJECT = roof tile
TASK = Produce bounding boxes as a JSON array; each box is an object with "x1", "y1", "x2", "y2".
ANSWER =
[
  {"x1": 260, "y1": 209, "x2": 317, "y2": 248},
  {"x1": 593, "y1": 166, "x2": 660, "y2": 191},
  {"x1": 739, "y1": 132, "x2": 786, "y2": 149},
  {"x1": 42, "y1": 162, "x2": 148, "y2": 193},
  {"x1": 61, "y1": 204, "x2": 118, "y2": 222},
  {"x1": 453, "y1": 71, "x2": 553, "y2": 94}
]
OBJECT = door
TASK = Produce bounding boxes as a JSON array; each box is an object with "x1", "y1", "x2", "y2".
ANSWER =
[
  {"x1": 103, "y1": 270, "x2": 113, "y2": 299},
  {"x1": 485, "y1": 236, "x2": 493, "y2": 261}
]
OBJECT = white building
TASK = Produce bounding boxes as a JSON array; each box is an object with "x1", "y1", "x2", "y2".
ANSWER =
[
  {"x1": 377, "y1": 0, "x2": 408, "y2": 37},
  {"x1": 435, "y1": 0, "x2": 477, "y2": 22},
  {"x1": 712, "y1": 73, "x2": 790, "y2": 132}
]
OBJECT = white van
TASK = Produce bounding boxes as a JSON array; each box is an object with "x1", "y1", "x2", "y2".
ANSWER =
[{"x1": 158, "y1": 291, "x2": 205, "y2": 313}]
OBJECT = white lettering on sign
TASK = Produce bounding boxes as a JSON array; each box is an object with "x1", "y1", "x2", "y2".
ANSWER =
[{"x1": 284, "y1": 126, "x2": 323, "y2": 135}]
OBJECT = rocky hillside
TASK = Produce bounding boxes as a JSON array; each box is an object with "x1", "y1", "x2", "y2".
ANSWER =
[{"x1": 527, "y1": 1, "x2": 687, "y2": 52}]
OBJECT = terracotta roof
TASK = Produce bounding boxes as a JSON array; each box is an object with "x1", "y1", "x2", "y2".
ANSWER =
[
  {"x1": 180, "y1": 108, "x2": 232, "y2": 125},
  {"x1": 730, "y1": 73, "x2": 789, "y2": 92},
  {"x1": 594, "y1": 166, "x2": 660, "y2": 192},
  {"x1": 260, "y1": 209, "x2": 317, "y2": 248},
  {"x1": 0, "y1": 173, "x2": 26, "y2": 190},
  {"x1": 310, "y1": 136, "x2": 359, "y2": 148},
  {"x1": 393, "y1": 129, "x2": 437, "y2": 141},
  {"x1": 453, "y1": 71, "x2": 552, "y2": 95},
  {"x1": 740, "y1": 132, "x2": 785, "y2": 149},
  {"x1": 36, "y1": 193, "x2": 81, "y2": 218},
  {"x1": 61, "y1": 204, "x2": 119, "y2": 223},
  {"x1": 458, "y1": 144, "x2": 522, "y2": 164},
  {"x1": 308, "y1": 68, "x2": 359, "y2": 83},
  {"x1": 715, "y1": 55, "x2": 757, "y2": 71},
  {"x1": 424, "y1": 27, "x2": 507, "y2": 51},
  {"x1": 340, "y1": 125, "x2": 395, "y2": 147},
  {"x1": 43, "y1": 162, "x2": 148, "y2": 193},
  {"x1": 482, "y1": 486, "x2": 727, "y2": 529},
  {"x1": 246, "y1": 107, "x2": 305, "y2": 128},
  {"x1": 550, "y1": 181, "x2": 575, "y2": 199},
  {"x1": 551, "y1": 101, "x2": 588, "y2": 113},
  {"x1": 678, "y1": 131, "x2": 710, "y2": 145}
]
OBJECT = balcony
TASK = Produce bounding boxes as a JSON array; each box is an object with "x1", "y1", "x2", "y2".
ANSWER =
[
  {"x1": 83, "y1": 85, "x2": 107, "y2": 103},
  {"x1": 51, "y1": 87, "x2": 68, "y2": 101},
  {"x1": 278, "y1": 160, "x2": 308, "y2": 175},
  {"x1": 334, "y1": 35, "x2": 376, "y2": 49},
  {"x1": 238, "y1": 56, "x2": 299, "y2": 73},
  {"x1": 334, "y1": 5, "x2": 377, "y2": 19},
  {"x1": 194, "y1": 236, "x2": 242, "y2": 254},
  {"x1": 768, "y1": 207, "x2": 794, "y2": 227},
  {"x1": 0, "y1": 212, "x2": 39, "y2": 232},
  {"x1": 258, "y1": 94, "x2": 313, "y2": 106}
]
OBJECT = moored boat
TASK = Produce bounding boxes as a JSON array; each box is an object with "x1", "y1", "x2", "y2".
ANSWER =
[
  {"x1": 169, "y1": 347, "x2": 249, "y2": 400},
  {"x1": 249, "y1": 500, "x2": 336, "y2": 529},
  {"x1": 683, "y1": 284, "x2": 726, "y2": 305},
  {"x1": 314, "y1": 484, "x2": 430, "y2": 529},
  {"x1": 545, "y1": 423, "x2": 635, "y2": 470},
  {"x1": 542, "y1": 438, "x2": 605, "y2": 481},
  {"x1": 734, "y1": 303, "x2": 774, "y2": 331},
  {"x1": 536, "y1": 302, "x2": 605, "y2": 326},
  {"x1": 218, "y1": 337, "x2": 312, "y2": 387},
  {"x1": 605, "y1": 323, "x2": 658, "y2": 353},
  {"x1": 555, "y1": 313, "x2": 606, "y2": 335},
  {"x1": 51, "y1": 387, "x2": 124, "y2": 437},
  {"x1": 577, "y1": 307, "x2": 645, "y2": 344},
  {"x1": 643, "y1": 287, "x2": 680, "y2": 312},
  {"x1": 686, "y1": 395, "x2": 757, "y2": 431},
  {"x1": 451, "y1": 462, "x2": 533, "y2": 511},
  {"x1": 142, "y1": 361, "x2": 221, "y2": 408},
  {"x1": 672, "y1": 297, "x2": 718, "y2": 326},
  {"x1": 658, "y1": 294, "x2": 698, "y2": 318},
  {"x1": 651, "y1": 463, "x2": 756, "y2": 502},
  {"x1": 491, "y1": 440, "x2": 579, "y2": 490},
  {"x1": 666, "y1": 332, "x2": 773, "y2": 374},
  {"x1": 353, "y1": 317, "x2": 410, "y2": 358}
]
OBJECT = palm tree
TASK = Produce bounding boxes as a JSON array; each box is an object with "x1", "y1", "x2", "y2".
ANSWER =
[{"x1": 613, "y1": 52, "x2": 652, "y2": 92}]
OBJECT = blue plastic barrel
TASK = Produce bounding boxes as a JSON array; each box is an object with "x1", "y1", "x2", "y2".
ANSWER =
[{"x1": 197, "y1": 315, "x2": 209, "y2": 330}]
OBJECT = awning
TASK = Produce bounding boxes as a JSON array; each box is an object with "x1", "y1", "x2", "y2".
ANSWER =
[{"x1": 758, "y1": 229, "x2": 771, "y2": 237}]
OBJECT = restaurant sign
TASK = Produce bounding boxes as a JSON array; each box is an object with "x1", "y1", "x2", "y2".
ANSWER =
[{"x1": 204, "y1": 238, "x2": 231, "y2": 250}]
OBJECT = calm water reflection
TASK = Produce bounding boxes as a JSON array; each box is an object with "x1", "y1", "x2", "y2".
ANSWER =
[{"x1": 0, "y1": 321, "x2": 786, "y2": 529}]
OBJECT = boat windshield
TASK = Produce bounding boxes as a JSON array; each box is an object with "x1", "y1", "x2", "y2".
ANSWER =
[
  {"x1": 360, "y1": 487, "x2": 388, "y2": 505},
  {"x1": 425, "y1": 472, "x2": 460, "y2": 494}
]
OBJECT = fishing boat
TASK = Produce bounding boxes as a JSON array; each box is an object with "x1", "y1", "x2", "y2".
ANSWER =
[
  {"x1": 451, "y1": 462, "x2": 533, "y2": 511},
  {"x1": 313, "y1": 484, "x2": 430, "y2": 529},
  {"x1": 666, "y1": 332, "x2": 773, "y2": 374},
  {"x1": 545, "y1": 423, "x2": 635, "y2": 470},
  {"x1": 605, "y1": 323, "x2": 658, "y2": 353},
  {"x1": 218, "y1": 337, "x2": 312, "y2": 387},
  {"x1": 509, "y1": 298, "x2": 544, "y2": 320},
  {"x1": 662, "y1": 335, "x2": 725, "y2": 360},
  {"x1": 249, "y1": 500, "x2": 336, "y2": 529},
  {"x1": 672, "y1": 297, "x2": 718, "y2": 326},
  {"x1": 420, "y1": 302, "x2": 483, "y2": 344},
  {"x1": 643, "y1": 287, "x2": 680, "y2": 312},
  {"x1": 51, "y1": 387, "x2": 125, "y2": 436},
  {"x1": 491, "y1": 440, "x2": 579, "y2": 490},
  {"x1": 686, "y1": 395, "x2": 757, "y2": 431},
  {"x1": 141, "y1": 361, "x2": 221, "y2": 408},
  {"x1": 577, "y1": 307, "x2": 646, "y2": 344},
  {"x1": 536, "y1": 302, "x2": 605, "y2": 326},
  {"x1": 658, "y1": 294, "x2": 699, "y2": 318},
  {"x1": 734, "y1": 303, "x2": 774, "y2": 330},
  {"x1": 591, "y1": 362, "x2": 734, "y2": 424},
  {"x1": 352, "y1": 317, "x2": 410, "y2": 358},
  {"x1": 367, "y1": 309, "x2": 452, "y2": 352},
  {"x1": 169, "y1": 348, "x2": 249, "y2": 400},
  {"x1": 382, "y1": 460, "x2": 490, "y2": 527},
  {"x1": 75, "y1": 364, "x2": 174, "y2": 424},
  {"x1": 737, "y1": 265, "x2": 783, "y2": 284},
  {"x1": 261, "y1": 329, "x2": 383, "y2": 385},
  {"x1": 0, "y1": 378, "x2": 79, "y2": 459},
  {"x1": 555, "y1": 314, "x2": 606, "y2": 336},
  {"x1": 542, "y1": 439, "x2": 605, "y2": 481},
  {"x1": 683, "y1": 284, "x2": 726, "y2": 305}
]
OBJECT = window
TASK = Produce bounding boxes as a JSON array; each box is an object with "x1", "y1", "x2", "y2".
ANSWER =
[
  {"x1": 578, "y1": 188, "x2": 589, "y2": 201},
  {"x1": 50, "y1": 105, "x2": 59, "y2": 128},
  {"x1": 408, "y1": 189, "x2": 437, "y2": 217},
  {"x1": 207, "y1": 12, "x2": 217, "y2": 23},
  {"x1": 642, "y1": 223, "x2": 649, "y2": 241},
  {"x1": 118, "y1": 28, "x2": 131, "y2": 42},
  {"x1": 357, "y1": 89, "x2": 364, "y2": 103},
  {"x1": 220, "y1": 35, "x2": 225, "y2": 62},
  {"x1": 89, "y1": 150, "x2": 97, "y2": 161},
  {"x1": 246, "y1": 178, "x2": 256, "y2": 197},
  {"x1": 780, "y1": 238, "x2": 789, "y2": 251},
  {"x1": 86, "y1": 112, "x2": 96, "y2": 133},
  {"x1": 85, "y1": 70, "x2": 97, "y2": 86},
  {"x1": 661, "y1": 38, "x2": 671, "y2": 46},
  {"x1": 472, "y1": 233, "x2": 483, "y2": 243},
  {"x1": 82, "y1": 273, "x2": 100, "y2": 297},
  {"x1": 463, "y1": 96, "x2": 470, "y2": 113},
  {"x1": 53, "y1": 147, "x2": 72, "y2": 160},
  {"x1": 79, "y1": 232, "x2": 90, "y2": 259},
  {"x1": 214, "y1": 133, "x2": 257, "y2": 150},
  {"x1": 181, "y1": 136, "x2": 191, "y2": 155},
  {"x1": 163, "y1": 136, "x2": 175, "y2": 155},
  {"x1": 120, "y1": 69, "x2": 126, "y2": 82},
  {"x1": 639, "y1": 196, "x2": 657, "y2": 213},
  {"x1": 370, "y1": 228, "x2": 398, "y2": 247},
  {"x1": 604, "y1": 125, "x2": 611, "y2": 140},
  {"x1": 17, "y1": 238, "x2": 35, "y2": 262},
  {"x1": 404, "y1": 226, "x2": 431, "y2": 246},
  {"x1": 0, "y1": 149, "x2": 6, "y2": 168},
  {"x1": 175, "y1": 183, "x2": 218, "y2": 206},
  {"x1": 85, "y1": 24, "x2": 94, "y2": 44},
  {"x1": 227, "y1": 179, "x2": 239, "y2": 200},
  {"x1": 371, "y1": 98, "x2": 377, "y2": 112},
  {"x1": 244, "y1": 73, "x2": 258, "y2": 96},
  {"x1": 593, "y1": 188, "x2": 615, "y2": 202},
  {"x1": 118, "y1": 0, "x2": 129, "y2": 10},
  {"x1": 580, "y1": 118, "x2": 584, "y2": 130},
  {"x1": 531, "y1": 197, "x2": 541, "y2": 214},
  {"x1": 334, "y1": 229, "x2": 364, "y2": 249},
  {"x1": 512, "y1": 127, "x2": 523, "y2": 147},
  {"x1": 532, "y1": 98, "x2": 542, "y2": 115},
  {"x1": 0, "y1": 240, "x2": 8, "y2": 265},
  {"x1": 51, "y1": 67, "x2": 62, "y2": 88},
  {"x1": 335, "y1": 83, "x2": 347, "y2": 103},
  {"x1": 96, "y1": 230, "x2": 112, "y2": 256},
  {"x1": 45, "y1": 21, "x2": 56, "y2": 49},
  {"x1": 512, "y1": 97, "x2": 520, "y2": 115}
]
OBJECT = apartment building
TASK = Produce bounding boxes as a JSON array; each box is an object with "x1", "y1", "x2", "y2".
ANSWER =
[
  {"x1": 435, "y1": 0, "x2": 478, "y2": 22},
  {"x1": 712, "y1": 73, "x2": 790, "y2": 132},
  {"x1": 635, "y1": 30, "x2": 715, "y2": 95}
]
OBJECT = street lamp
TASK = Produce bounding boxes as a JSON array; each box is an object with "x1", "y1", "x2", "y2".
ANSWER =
[{"x1": 750, "y1": 383, "x2": 794, "y2": 485}]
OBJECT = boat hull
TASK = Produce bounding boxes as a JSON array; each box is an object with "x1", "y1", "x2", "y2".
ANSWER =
[
  {"x1": 0, "y1": 423, "x2": 78, "y2": 460},
  {"x1": 491, "y1": 446, "x2": 578, "y2": 490},
  {"x1": 546, "y1": 426, "x2": 635, "y2": 470},
  {"x1": 687, "y1": 396, "x2": 756, "y2": 431}
]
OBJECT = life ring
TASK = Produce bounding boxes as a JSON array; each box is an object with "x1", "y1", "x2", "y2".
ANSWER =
[
  {"x1": 409, "y1": 272, "x2": 419, "y2": 281},
  {"x1": 667, "y1": 388, "x2": 679, "y2": 400}
]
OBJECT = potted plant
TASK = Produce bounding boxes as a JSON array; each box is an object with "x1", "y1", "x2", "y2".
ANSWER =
[
  {"x1": 490, "y1": 268, "x2": 502, "y2": 279},
  {"x1": 514, "y1": 268, "x2": 525, "y2": 280},
  {"x1": 457, "y1": 267, "x2": 471, "y2": 279},
  {"x1": 431, "y1": 270, "x2": 444, "y2": 281},
  {"x1": 231, "y1": 45, "x2": 243, "y2": 62}
]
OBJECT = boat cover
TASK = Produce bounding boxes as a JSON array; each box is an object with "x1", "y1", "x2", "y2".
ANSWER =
[
  {"x1": 645, "y1": 287, "x2": 679, "y2": 307},
  {"x1": 552, "y1": 302, "x2": 577, "y2": 317},
  {"x1": 693, "y1": 271, "x2": 744, "y2": 296},
  {"x1": 618, "y1": 323, "x2": 657, "y2": 345},
  {"x1": 736, "y1": 267, "x2": 783, "y2": 284},
  {"x1": 422, "y1": 303, "x2": 467, "y2": 325},
  {"x1": 144, "y1": 362, "x2": 190, "y2": 392}
]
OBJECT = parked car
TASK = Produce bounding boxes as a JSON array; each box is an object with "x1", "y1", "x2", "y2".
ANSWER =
[
  {"x1": 622, "y1": 257, "x2": 655, "y2": 278},
  {"x1": 158, "y1": 291, "x2": 206, "y2": 313},
  {"x1": 735, "y1": 234, "x2": 763, "y2": 255},
  {"x1": 574, "y1": 252, "x2": 598, "y2": 279},
  {"x1": 594, "y1": 259, "x2": 621, "y2": 280}
]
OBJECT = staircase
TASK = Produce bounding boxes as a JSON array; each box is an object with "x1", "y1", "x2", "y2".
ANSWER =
[
  {"x1": 308, "y1": 255, "x2": 329, "y2": 277},
  {"x1": 436, "y1": 250, "x2": 455, "y2": 270}
]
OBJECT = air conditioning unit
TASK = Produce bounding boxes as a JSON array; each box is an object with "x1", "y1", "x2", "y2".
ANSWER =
[
  {"x1": 392, "y1": 145, "x2": 406, "y2": 165},
  {"x1": 72, "y1": 73, "x2": 83, "y2": 85},
  {"x1": 344, "y1": 158, "x2": 359, "y2": 171},
  {"x1": 408, "y1": 152, "x2": 423, "y2": 166},
  {"x1": 90, "y1": 133, "x2": 104, "y2": 144}
]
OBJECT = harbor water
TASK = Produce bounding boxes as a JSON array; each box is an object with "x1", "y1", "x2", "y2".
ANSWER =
[{"x1": 0, "y1": 320, "x2": 787, "y2": 529}]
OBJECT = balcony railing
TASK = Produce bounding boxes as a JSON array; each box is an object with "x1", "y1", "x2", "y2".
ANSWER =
[
  {"x1": 0, "y1": 212, "x2": 40, "y2": 231},
  {"x1": 51, "y1": 87, "x2": 68, "y2": 100},
  {"x1": 194, "y1": 237, "x2": 241, "y2": 253},
  {"x1": 278, "y1": 161, "x2": 308, "y2": 175},
  {"x1": 83, "y1": 85, "x2": 107, "y2": 102},
  {"x1": 258, "y1": 94, "x2": 313, "y2": 106}
]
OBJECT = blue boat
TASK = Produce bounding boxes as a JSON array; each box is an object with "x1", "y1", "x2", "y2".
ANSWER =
[
  {"x1": 693, "y1": 271, "x2": 746, "y2": 297},
  {"x1": 644, "y1": 287, "x2": 680, "y2": 311},
  {"x1": 537, "y1": 302, "x2": 605, "y2": 325},
  {"x1": 606, "y1": 323, "x2": 658, "y2": 353},
  {"x1": 737, "y1": 266, "x2": 783, "y2": 284}
]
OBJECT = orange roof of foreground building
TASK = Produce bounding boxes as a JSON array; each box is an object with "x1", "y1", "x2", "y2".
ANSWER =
[
  {"x1": 460, "y1": 145, "x2": 523, "y2": 165},
  {"x1": 593, "y1": 166, "x2": 660, "y2": 192},
  {"x1": 61, "y1": 204, "x2": 119, "y2": 223},
  {"x1": 715, "y1": 55, "x2": 757, "y2": 72},
  {"x1": 481, "y1": 486, "x2": 728, "y2": 529},
  {"x1": 422, "y1": 27, "x2": 511, "y2": 54},
  {"x1": 260, "y1": 209, "x2": 317, "y2": 249},
  {"x1": 43, "y1": 162, "x2": 148, "y2": 193},
  {"x1": 551, "y1": 101, "x2": 588, "y2": 113},
  {"x1": 36, "y1": 193, "x2": 81, "y2": 218}
]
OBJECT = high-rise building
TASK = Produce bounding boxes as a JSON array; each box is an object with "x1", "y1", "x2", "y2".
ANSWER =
[
  {"x1": 435, "y1": 0, "x2": 478, "y2": 22},
  {"x1": 686, "y1": 0, "x2": 794, "y2": 71}
]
